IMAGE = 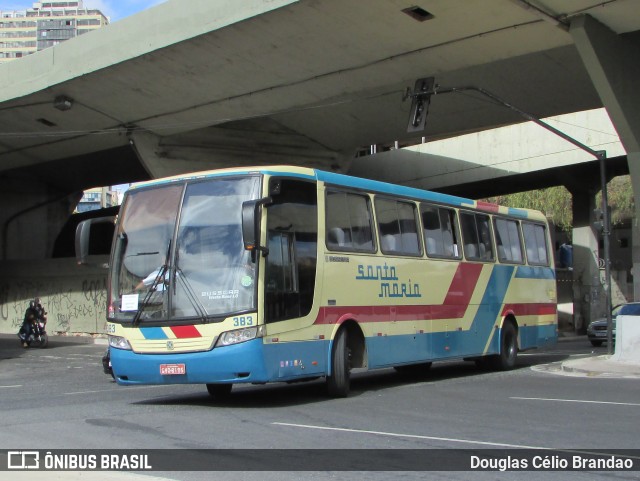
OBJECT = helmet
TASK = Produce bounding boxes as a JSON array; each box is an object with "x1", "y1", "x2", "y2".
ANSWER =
[{"x1": 29, "y1": 300, "x2": 35, "y2": 308}]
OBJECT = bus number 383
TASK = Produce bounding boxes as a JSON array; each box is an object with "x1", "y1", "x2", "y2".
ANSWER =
[{"x1": 233, "y1": 316, "x2": 254, "y2": 327}]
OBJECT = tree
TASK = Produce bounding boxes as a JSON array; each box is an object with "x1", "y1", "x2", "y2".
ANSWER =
[{"x1": 484, "y1": 175, "x2": 634, "y2": 234}]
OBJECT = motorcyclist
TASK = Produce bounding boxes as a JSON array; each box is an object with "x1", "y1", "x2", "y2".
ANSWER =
[
  {"x1": 34, "y1": 297, "x2": 47, "y2": 324},
  {"x1": 18, "y1": 298, "x2": 47, "y2": 348}
]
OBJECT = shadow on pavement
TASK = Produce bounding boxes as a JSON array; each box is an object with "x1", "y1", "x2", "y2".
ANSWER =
[
  {"x1": 132, "y1": 350, "x2": 572, "y2": 409},
  {"x1": 0, "y1": 333, "x2": 98, "y2": 361}
]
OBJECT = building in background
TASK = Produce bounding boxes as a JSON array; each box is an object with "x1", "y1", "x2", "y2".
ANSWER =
[
  {"x1": 0, "y1": 1, "x2": 108, "y2": 64},
  {"x1": 76, "y1": 187, "x2": 118, "y2": 213}
]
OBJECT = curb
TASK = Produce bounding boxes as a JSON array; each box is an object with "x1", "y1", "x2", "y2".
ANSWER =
[{"x1": 559, "y1": 355, "x2": 640, "y2": 379}]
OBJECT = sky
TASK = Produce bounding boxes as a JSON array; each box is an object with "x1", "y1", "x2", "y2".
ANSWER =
[{"x1": 0, "y1": 0, "x2": 167, "y2": 22}]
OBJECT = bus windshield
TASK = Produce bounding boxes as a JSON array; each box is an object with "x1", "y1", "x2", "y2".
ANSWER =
[{"x1": 109, "y1": 176, "x2": 262, "y2": 323}]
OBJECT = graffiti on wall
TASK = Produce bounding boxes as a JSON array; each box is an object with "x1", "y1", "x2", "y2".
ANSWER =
[{"x1": 0, "y1": 274, "x2": 108, "y2": 335}]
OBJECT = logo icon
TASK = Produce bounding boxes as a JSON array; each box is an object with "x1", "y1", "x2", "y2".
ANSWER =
[
  {"x1": 166, "y1": 340, "x2": 174, "y2": 350},
  {"x1": 8, "y1": 451, "x2": 39, "y2": 469}
]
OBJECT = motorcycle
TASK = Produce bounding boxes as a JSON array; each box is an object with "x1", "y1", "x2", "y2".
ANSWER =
[{"x1": 18, "y1": 315, "x2": 48, "y2": 348}]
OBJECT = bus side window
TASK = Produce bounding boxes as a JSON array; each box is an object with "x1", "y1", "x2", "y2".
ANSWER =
[
  {"x1": 494, "y1": 217, "x2": 523, "y2": 264},
  {"x1": 421, "y1": 204, "x2": 460, "y2": 259},
  {"x1": 461, "y1": 212, "x2": 494, "y2": 262},
  {"x1": 522, "y1": 222, "x2": 549, "y2": 266},
  {"x1": 326, "y1": 190, "x2": 375, "y2": 252},
  {"x1": 375, "y1": 198, "x2": 421, "y2": 256}
]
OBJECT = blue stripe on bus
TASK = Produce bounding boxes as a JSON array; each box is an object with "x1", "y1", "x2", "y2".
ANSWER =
[
  {"x1": 314, "y1": 170, "x2": 474, "y2": 208},
  {"x1": 472, "y1": 265, "x2": 516, "y2": 354},
  {"x1": 365, "y1": 265, "x2": 518, "y2": 368},
  {"x1": 140, "y1": 327, "x2": 168, "y2": 340},
  {"x1": 507, "y1": 207, "x2": 530, "y2": 218},
  {"x1": 515, "y1": 266, "x2": 556, "y2": 279}
]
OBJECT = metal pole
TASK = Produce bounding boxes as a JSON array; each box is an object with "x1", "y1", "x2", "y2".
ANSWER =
[
  {"x1": 599, "y1": 153, "x2": 614, "y2": 354},
  {"x1": 409, "y1": 82, "x2": 613, "y2": 344}
]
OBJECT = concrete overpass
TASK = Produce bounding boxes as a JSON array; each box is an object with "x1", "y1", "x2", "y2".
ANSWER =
[{"x1": 1, "y1": 0, "x2": 640, "y2": 335}]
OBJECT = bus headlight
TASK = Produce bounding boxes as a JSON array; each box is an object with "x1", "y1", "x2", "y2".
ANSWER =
[
  {"x1": 216, "y1": 325, "x2": 265, "y2": 347},
  {"x1": 108, "y1": 335, "x2": 132, "y2": 350}
]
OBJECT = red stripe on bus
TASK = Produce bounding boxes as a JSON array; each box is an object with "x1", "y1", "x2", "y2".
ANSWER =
[
  {"x1": 476, "y1": 201, "x2": 500, "y2": 213},
  {"x1": 441, "y1": 263, "x2": 483, "y2": 306},
  {"x1": 314, "y1": 263, "x2": 484, "y2": 324},
  {"x1": 169, "y1": 325, "x2": 202, "y2": 338},
  {"x1": 502, "y1": 303, "x2": 557, "y2": 316}
]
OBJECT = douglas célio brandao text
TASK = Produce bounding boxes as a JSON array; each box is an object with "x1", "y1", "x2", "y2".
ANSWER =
[{"x1": 470, "y1": 454, "x2": 635, "y2": 471}]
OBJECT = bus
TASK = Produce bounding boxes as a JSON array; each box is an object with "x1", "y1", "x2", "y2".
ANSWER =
[{"x1": 79, "y1": 165, "x2": 557, "y2": 398}]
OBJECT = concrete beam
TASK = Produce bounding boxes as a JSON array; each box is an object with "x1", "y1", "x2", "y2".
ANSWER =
[
  {"x1": 571, "y1": 14, "x2": 640, "y2": 300},
  {"x1": 130, "y1": 119, "x2": 351, "y2": 180}
]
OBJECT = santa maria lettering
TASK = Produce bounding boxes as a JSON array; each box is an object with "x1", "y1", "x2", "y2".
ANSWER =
[{"x1": 355, "y1": 263, "x2": 421, "y2": 298}]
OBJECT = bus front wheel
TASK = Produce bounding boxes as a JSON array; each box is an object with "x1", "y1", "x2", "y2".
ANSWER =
[
  {"x1": 327, "y1": 328, "x2": 350, "y2": 397},
  {"x1": 206, "y1": 383, "x2": 232, "y2": 400}
]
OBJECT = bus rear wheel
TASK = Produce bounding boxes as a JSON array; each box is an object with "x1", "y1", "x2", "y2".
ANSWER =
[
  {"x1": 206, "y1": 383, "x2": 232, "y2": 400},
  {"x1": 327, "y1": 328, "x2": 350, "y2": 397},
  {"x1": 488, "y1": 322, "x2": 518, "y2": 370}
]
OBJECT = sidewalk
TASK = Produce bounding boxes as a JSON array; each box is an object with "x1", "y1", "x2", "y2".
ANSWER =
[
  {"x1": 556, "y1": 329, "x2": 640, "y2": 378},
  {"x1": 560, "y1": 355, "x2": 640, "y2": 378}
]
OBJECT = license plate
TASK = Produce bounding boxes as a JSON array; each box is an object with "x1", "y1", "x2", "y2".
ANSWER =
[
  {"x1": 595, "y1": 332, "x2": 606, "y2": 337},
  {"x1": 160, "y1": 363, "x2": 186, "y2": 375}
]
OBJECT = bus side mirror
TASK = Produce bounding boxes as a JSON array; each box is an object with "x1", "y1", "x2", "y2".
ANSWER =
[
  {"x1": 75, "y1": 216, "x2": 116, "y2": 265},
  {"x1": 242, "y1": 197, "x2": 271, "y2": 258}
]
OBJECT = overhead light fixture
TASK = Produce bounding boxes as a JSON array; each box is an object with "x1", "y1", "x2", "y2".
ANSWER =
[
  {"x1": 54, "y1": 95, "x2": 73, "y2": 111},
  {"x1": 402, "y1": 6, "x2": 434, "y2": 22},
  {"x1": 36, "y1": 118, "x2": 57, "y2": 127}
]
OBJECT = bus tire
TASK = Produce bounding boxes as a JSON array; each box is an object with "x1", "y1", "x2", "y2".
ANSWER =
[
  {"x1": 488, "y1": 322, "x2": 517, "y2": 371},
  {"x1": 327, "y1": 328, "x2": 350, "y2": 398},
  {"x1": 206, "y1": 383, "x2": 232, "y2": 400}
]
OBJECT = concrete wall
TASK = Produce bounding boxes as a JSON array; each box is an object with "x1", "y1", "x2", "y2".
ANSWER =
[
  {"x1": 613, "y1": 315, "x2": 640, "y2": 362},
  {"x1": 0, "y1": 258, "x2": 109, "y2": 336}
]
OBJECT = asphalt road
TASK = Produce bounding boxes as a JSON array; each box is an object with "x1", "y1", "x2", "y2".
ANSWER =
[{"x1": 0, "y1": 335, "x2": 638, "y2": 481}]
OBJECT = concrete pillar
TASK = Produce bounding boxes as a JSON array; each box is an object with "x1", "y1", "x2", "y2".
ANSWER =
[
  {"x1": 0, "y1": 177, "x2": 80, "y2": 260},
  {"x1": 570, "y1": 15, "x2": 640, "y2": 300},
  {"x1": 570, "y1": 189, "x2": 605, "y2": 332}
]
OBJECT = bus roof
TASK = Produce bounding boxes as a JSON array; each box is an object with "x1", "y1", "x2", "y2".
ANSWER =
[{"x1": 128, "y1": 165, "x2": 547, "y2": 222}]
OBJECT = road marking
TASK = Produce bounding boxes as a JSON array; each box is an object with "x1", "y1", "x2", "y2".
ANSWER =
[
  {"x1": 511, "y1": 396, "x2": 640, "y2": 407},
  {"x1": 0, "y1": 385, "x2": 22, "y2": 389},
  {"x1": 272, "y1": 422, "x2": 640, "y2": 459},
  {"x1": 273, "y1": 422, "x2": 548, "y2": 449}
]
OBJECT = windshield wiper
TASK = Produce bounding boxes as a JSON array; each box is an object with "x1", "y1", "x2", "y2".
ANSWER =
[
  {"x1": 127, "y1": 251, "x2": 160, "y2": 257},
  {"x1": 132, "y1": 240, "x2": 171, "y2": 326},
  {"x1": 173, "y1": 245, "x2": 209, "y2": 323},
  {"x1": 175, "y1": 267, "x2": 209, "y2": 323}
]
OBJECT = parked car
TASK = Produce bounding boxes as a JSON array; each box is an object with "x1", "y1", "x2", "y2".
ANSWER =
[{"x1": 587, "y1": 302, "x2": 640, "y2": 346}]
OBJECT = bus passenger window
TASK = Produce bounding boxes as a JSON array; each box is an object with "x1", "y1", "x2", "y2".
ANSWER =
[
  {"x1": 375, "y1": 198, "x2": 421, "y2": 256},
  {"x1": 326, "y1": 190, "x2": 375, "y2": 252},
  {"x1": 421, "y1": 204, "x2": 460, "y2": 258},
  {"x1": 461, "y1": 212, "x2": 494, "y2": 262},
  {"x1": 494, "y1": 218, "x2": 523, "y2": 264},
  {"x1": 522, "y1": 222, "x2": 549, "y2": 266}
]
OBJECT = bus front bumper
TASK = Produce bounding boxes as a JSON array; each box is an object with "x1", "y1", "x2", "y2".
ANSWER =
[{"x1": 110, "y1": 338, "x2": 269, "y2": 385}]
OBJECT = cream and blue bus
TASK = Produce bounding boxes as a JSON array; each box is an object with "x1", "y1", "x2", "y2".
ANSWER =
[{"x1": 87, "y1": 165, "x2": 557, "y2": 398}]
